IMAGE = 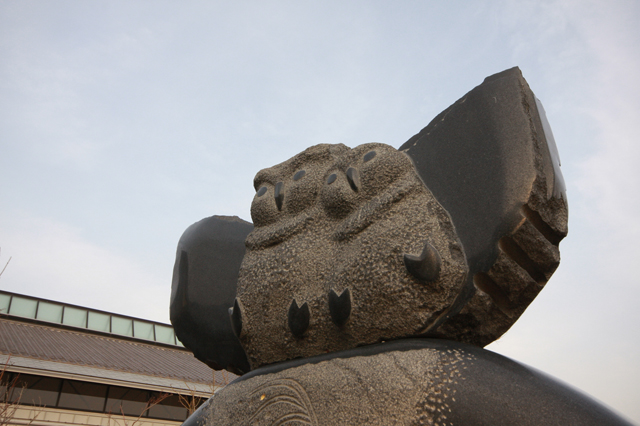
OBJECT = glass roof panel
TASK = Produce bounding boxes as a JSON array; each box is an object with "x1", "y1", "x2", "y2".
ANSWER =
[
  {"x1": 37, "y1": 302, "x2": 63, "y2": 323},
  {"x1": 87, "y1": 311, "x2": 111, "y2": 333},
  {"x1": 133, "y1": 320, "x2": 154, "y2": 340},
  {"x1": 111, "y1": 316, "x2": 133, "y2": 337},
  {"x1": 9, "y1": 296, "x2": 37, "y2": 318},
  {"x1": 62, "y1": 306, "x2": 87, "y2": 328},
  {"x1": 0, "y1": 294, "x2": 10, "y2": 314},
  {"x1": 155, "y1": 325, "x2": 175, "y2": 345}
]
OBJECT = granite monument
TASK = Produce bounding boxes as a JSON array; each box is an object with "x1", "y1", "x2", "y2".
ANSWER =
[{"x1": 170, "y1": 67, "x2": 630, "y2": 425}]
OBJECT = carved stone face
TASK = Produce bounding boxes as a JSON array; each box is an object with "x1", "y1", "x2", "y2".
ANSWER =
[{"x1": 233, "y1": 142, "x2": 468, "y2": 369}]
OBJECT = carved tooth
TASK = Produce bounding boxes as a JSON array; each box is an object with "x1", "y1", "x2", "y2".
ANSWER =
[
  {"x1": 229, "y1": 298, "x2": 243, "y2": 337},
  {"x1": 403, "y1": 242, "x2": 441, "y2": 282},
  {"x1": 328, "y1": 288, "x2": 351, "y2": 327},
  {"x1": 288, "y1": 299, "x2": 310, "y2": 337},
  {"x1": 346, "y1": 167, "x2": 360, "y2": 192},
  {"x1": 274, "y1": 182, "x2": 285, "y2": 210}
]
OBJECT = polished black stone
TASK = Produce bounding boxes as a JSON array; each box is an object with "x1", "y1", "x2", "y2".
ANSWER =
[
  {"x1": 221, "y1": 339, "x2": 632, "y2": 426},
  {"x1": 399, "y1": 67, "x2": 566, "y2": 318},
  {"x1": 326, "y1": 173, "x2": 337, "y2": 185},
  {"x1": 256, "y1": 186, "x2": 267, "y2": 197},
  {"x1": 170, "y1": 216, "x2": 252, "y2": 374},
  {"x1": 293, "y1": 170, "x2": 306, "y2": 181},
  {"x1": 328, "y1": 288, "x2": 351, "y2": 327}
]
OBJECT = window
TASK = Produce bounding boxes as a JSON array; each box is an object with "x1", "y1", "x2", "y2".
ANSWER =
[
  {"x1": 58, "y1": 380, "x2": 107, "y2": 412},
  {"x1": 36, "y1": 302, "x2": 63, "y2": 323},
  {"x1": 1, "y1": 373, "x2": 198, "y2": 421},
  {"x1": 0, "y1": 294, "x2": 10, "y2": 314},
  {"x1": 9, "y1": 374, "x2": 61, "y2": 407},
  {"x1": 87, "y1": 311, "x2": 111, "y2": 332},
  {"x1": 0, "y1": 291, "x2": 181, "y2": 346},
  {"x1": 62, "y1": 307, "x2": 87, "y2": 328},
  {"x1": 105, "y1": 386, "x2": 150, "y2": 417},
  {"x1": 8, "y1": 297, "x2": 37, "y2": 318},
  {"x1": 111, "y1": 316, "x2": 133, "y2": 337},
  {"x1": 148, "y1": 393, "x2": 188, "y2": 421},
  {"x1": 154, "y1": 324, "x2": 175, "y2": 345},
  {"x1": 133, "y1": 320, "x2": 154, "y2": 340}
]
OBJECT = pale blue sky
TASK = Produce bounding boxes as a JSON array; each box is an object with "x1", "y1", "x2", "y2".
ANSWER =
[{"x1": 1, "y1": 1, "x2": 639, "y2": 423}]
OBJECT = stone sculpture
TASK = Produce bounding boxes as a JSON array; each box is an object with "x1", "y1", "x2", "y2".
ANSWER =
[
  {"x1": 171, "y1": 67, "x2": 631, "y2": 425},
  {"x1": 236, "y1": 142, "x2": 468, "y2": 368}
]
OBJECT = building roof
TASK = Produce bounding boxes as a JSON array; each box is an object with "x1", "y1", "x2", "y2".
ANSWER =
[
  {"x1": 0, "y1": 290, "x2": 184, "y2": 347},
  {"x1": 0, "y1": 290, "x2": 238, "y2": 397},
  {"x1": 0, "y1": 318, "x2": 235, "y2": 396}
]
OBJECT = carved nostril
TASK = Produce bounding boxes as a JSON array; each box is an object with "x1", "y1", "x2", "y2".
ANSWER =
[
  {"x1": 256, "y1": 186, "x2": 267, "y2": 197},
  {"x1": 346, "y1": 167, "x2": 360, "y2": 192},
  {"x1": 274, "y1": 182, "x2": 285, "y2": 210}
]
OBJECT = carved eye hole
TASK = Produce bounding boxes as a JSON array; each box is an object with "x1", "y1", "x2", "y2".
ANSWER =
[
  {"x1": 326, "y1": 173, "x2": 337, "y2": 185},
  {"x1": 256, "y1": 186, "x2": 268, "y2": 197},
  {"x1": 293, "y1": 170, "x2": 306, "y2": 181},
  {"x1": 363, "y1": 151, "x2": 377, "y2": 162}
]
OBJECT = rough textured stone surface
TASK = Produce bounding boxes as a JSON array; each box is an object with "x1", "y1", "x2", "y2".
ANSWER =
[
  {"x1": 232, "y1": 68, "x2": 569, "y2": 368},
  {"x1": 171, "y1": 68, "x2": 625, "y2": 426},
  {"x1": 186, "y1": 340, "x2": 632, "y2": 426},
  {"x1": 171, "y1": 68, "x2": 570, "y2": 375},
  {"x1": 234, "y1": 143, "x2": 468, "y2": 369},
  {"x1": 400, "y1": 67, "x2": 568, "y2": 346}
]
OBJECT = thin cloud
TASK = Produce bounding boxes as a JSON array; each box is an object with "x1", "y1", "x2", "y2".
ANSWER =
[{"x1": 0, "y1": 212, "x2": 170, "y2": 322}]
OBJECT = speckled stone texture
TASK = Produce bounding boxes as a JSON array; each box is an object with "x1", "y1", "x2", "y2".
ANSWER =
[
  {"x1": 234, "y1": 143, "x2": 468, "y2": 369},
  {"x1": 202, "y1": 347, "x2": 444, "y2": 425},
  {"x1": 172, "y1": 68, "x2": 570, "y2": 374},
  {"x1": 189, "y1": 340, "x2": 632, "y2": 426},
  {"x1": 175, "y1": 68, "x2": 630, "y2": 426},
  {"x1": 401, "y1": 68, "x2": 569, "y2": 347}
]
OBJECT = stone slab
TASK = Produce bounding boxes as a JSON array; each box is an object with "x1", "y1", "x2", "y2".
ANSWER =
[{"x1": 188, "y1": 339, "x2": 631, "y2": 426}]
